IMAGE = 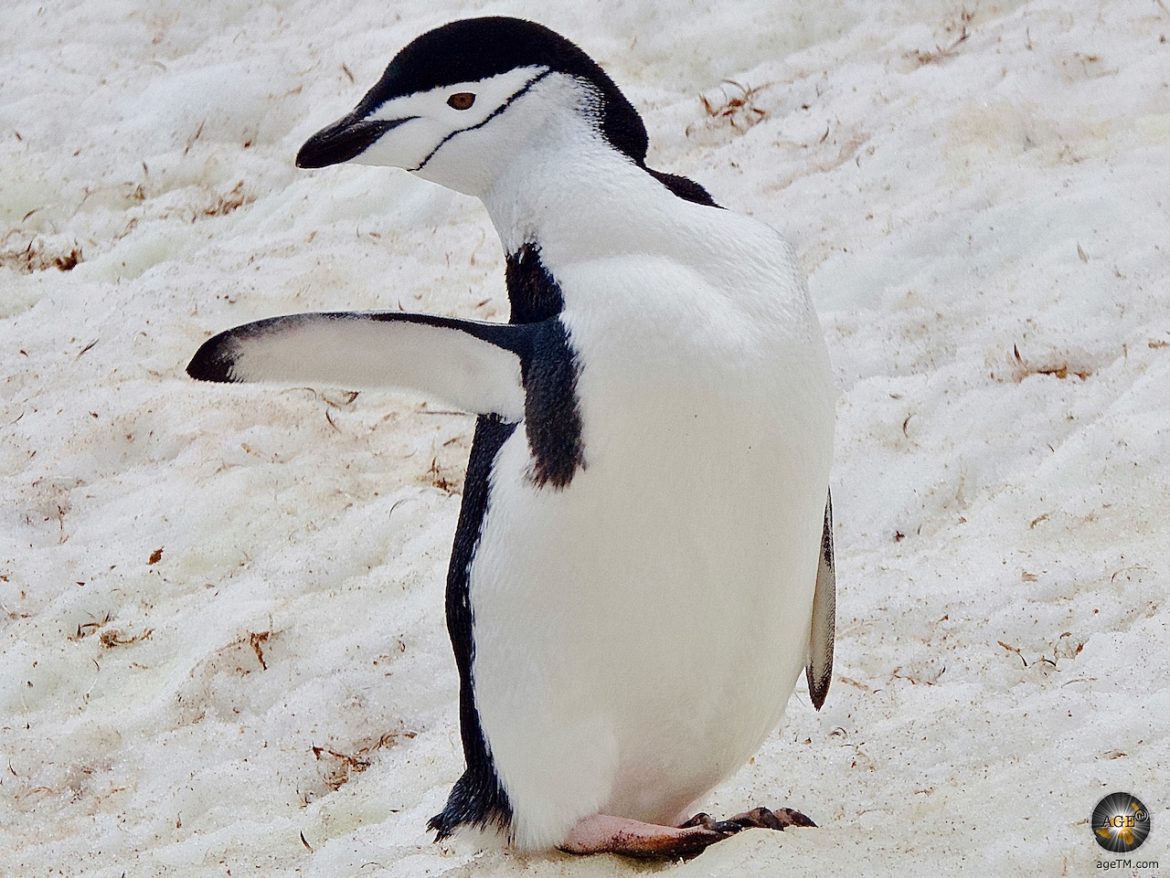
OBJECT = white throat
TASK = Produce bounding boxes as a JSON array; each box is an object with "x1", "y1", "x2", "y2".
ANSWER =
[{"x1": 473, "y1": 78, "x2": 678, "y2": 260}]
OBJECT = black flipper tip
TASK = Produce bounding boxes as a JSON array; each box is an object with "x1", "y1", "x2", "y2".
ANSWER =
[
  {"x1": 187, "y1": 332, "x2": 237, "y2": 383},
  {"x1": 807, "y1": 666, "x2": 830, "y2": 711}
]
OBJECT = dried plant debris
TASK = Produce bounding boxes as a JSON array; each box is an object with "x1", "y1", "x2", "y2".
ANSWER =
[
  {"x1": 310, "y1": 728, "x2": 419, "y2": 791},
  {"x1": 427, "y1": 456, "x2": 454, "y2": 493},
  {"x1": 99, "y1": 627, "x2": 153, "y2": 649},
  {"x1": 70, "y1": 612, "x2": 113, "y2": 641},
  {"x1": 908, "y1": 8, "x2": 975, "y2": 65},
  {"x1": 249, "y1": 630, "x2": 271, "y2": 670},
  {"x1": 202, "y1": 180, "x2": 253, "y2": 218},
  {"x1": 422, "y1": 455, "x2": 461, "y2": 495},
  {"x1": 696, "y1": 80, "x2": 770, "y2": 133},
  {"x1": 321, "y1": 390, "x2": 360, "y2": 432},
  {"x1": 991, "y1": 344, "x2": 1094, "y2": 383},
  {"x1": 997, "y1": 633, "x2": 1084, "y2": 669},
  {"x1": 997, "y1": 639, "x2": 1029, "y2": 667},
  {"x1": 891, "y1": 662, "x2": 947, "y2": 686},
  {"x1": 182, "y1": 119, "x2": 206, "y2": 156},
  {"x1": 319, "y1": 390, "x2": 360, "y2": 409},
  {"x1": 0, "y1": 238, "x2": 83, "y2": 273}
]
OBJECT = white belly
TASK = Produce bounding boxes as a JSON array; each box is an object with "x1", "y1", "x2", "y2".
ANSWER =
[{"x1": 468, "y1": 303, "x2": 833, "y2": 849}]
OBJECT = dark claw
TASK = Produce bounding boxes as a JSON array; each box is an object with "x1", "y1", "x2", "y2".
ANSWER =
[
  {"x1": 677, "y1": 812, "x2": 744, "y2": 836},
  {"x1": 754, "y1": 807, "x2": 785, "y2": 830},
  {"x1": 677, "y1": 812, "x2": 715, "y2": 829},
  {"x1": 668, "y1": 805, "x2": 816, "y2": 858},
  {"x1": 726, "y1": 805, "x2": 818, "y2": 831},
  {"x1": 773, "y1": 807, "x2": 817, "y2": 828}
]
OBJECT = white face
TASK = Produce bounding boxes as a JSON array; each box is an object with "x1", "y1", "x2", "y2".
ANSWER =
[
  {"x1": 361, "y1": 66, "x2": 545, "y2": 168},
  {"x1": 300, "y1": 65, "x2": 573, "y2": 197}
]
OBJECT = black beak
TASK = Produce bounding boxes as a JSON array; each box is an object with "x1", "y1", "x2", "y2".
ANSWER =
[{"x1": 295, "y1": 114, "x2": 414, "y2": 168}]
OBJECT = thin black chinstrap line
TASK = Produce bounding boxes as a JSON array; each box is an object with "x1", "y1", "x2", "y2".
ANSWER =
[{"x1": 410, "y1": 69, "x2": 553, "y2": 172}]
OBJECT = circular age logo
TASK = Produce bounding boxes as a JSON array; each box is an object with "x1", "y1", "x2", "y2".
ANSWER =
[{"x1": 1092, "y1": 792, "x2": 1151, "y2": 853}]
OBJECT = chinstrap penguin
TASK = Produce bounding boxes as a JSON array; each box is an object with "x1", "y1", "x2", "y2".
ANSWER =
[{"x1": 188, "y1": 16, "x2": 836, "y2": 859}]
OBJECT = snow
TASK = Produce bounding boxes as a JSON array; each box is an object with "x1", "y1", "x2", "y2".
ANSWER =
[{"x1": 2, "y1": 0, "x2": 1167, "y2": 875}]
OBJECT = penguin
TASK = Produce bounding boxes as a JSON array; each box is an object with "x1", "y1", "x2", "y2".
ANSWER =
[{"x1": 188, "y1": 17, "x2": 836, "y2": 860}]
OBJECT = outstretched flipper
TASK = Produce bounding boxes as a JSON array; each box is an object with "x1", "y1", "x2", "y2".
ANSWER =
[
  {"x1": 188, "y1": 311, "x2": 531, "y2": 421},
  {"x1": 805, "y1": 492, "x2": 835, "y2": 710}
]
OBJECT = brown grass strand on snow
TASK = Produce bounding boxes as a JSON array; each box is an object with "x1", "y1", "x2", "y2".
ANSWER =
[
  {"x1": 0, "y1": 238, "x2": 83, "y2": 273},
  {"x1": 310, "y1": 728, "x2": 420, "y2": 791},
  {"x1": 989, "y1": 344, "x2": 1095, "y2": 383},
  {"x1": 695, "y1": 80, "x2": 770, "y2": 133},
  {"x1": 249, "y1": 630, "x2": 270, "y2": 670},
  {"x1": 99, "y1": 627, "x2": 153, "y2": 649},
  {"x1": 201, "y1": 180, "x2": 252, "y2": 218},
  {"x1": 907, "y1": 7, "x2": 975, "y2": 66}
]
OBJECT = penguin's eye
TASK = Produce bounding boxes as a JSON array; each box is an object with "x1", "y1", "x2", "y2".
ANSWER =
[{"x1": 447, "y1": 92, "x2": 476, "y2": 111}]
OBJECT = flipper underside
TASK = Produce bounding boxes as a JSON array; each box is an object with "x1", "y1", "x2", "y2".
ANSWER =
[
  {"x1": 805, "y1": 492, "x2": 835, "y2": 710},
  {"x1": 188, "y1": 311, "x2": 530, "y2": 420}
]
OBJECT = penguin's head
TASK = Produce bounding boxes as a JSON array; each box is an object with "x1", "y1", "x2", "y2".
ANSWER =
[{"x1": 295, "y1": 17, "x2": 649, "y2": 197}]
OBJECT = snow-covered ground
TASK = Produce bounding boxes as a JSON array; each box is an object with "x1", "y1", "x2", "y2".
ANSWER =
[{"x1": 2, "y1": 0, "x2": 1167, "y2": 875}]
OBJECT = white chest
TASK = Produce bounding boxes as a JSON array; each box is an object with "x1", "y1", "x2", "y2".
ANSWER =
[{"x1": 465, "y1": 234, "x2": 835, "y2": 849}]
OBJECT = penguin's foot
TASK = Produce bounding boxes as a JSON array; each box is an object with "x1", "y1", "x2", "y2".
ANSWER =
[
  {"x1": 559, "y1": 814, "x2": 735, "y2": 859},
  {"x1": 559, "y1": 808, "x2": 815, "y2": 859},
  {"x1": 718, "y1": 806, "x2": 817, "y2": 830},
  {"x1": 679, "y1": 806, "x2": 816, "y2": 834},
  {"x1": 678, "y1": 810, "x2": 814, "y2": 833}
]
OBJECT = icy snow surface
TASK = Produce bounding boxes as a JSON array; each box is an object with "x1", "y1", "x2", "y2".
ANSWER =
[{"x1": 2, "y1": 1, "x2": 1168, "y2": 875}]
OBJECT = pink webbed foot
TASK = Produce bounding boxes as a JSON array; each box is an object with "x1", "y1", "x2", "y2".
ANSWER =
[
  {"x1": 560, "y1": 807, "x2": 816, "y2": 860},
  {"x1": 559, "y1": 814, "x2": 734, "y2": 859}
]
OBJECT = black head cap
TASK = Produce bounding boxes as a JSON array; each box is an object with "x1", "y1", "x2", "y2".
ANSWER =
[{"x1": 354, "y1": 17, "x2": 650, "y2": 162}]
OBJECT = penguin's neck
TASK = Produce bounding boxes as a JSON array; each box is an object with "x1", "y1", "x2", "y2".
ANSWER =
[{"x1": 481, "y1": 113, "x2": 679, "y2": 266}]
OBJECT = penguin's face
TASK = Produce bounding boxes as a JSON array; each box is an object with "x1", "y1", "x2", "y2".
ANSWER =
[
  {"x1": 296, "y1": 17, "x2": 649, "y2": 197},
  {"x1": 298, "y1": 64, "x2": 558, "y2": 196}
]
